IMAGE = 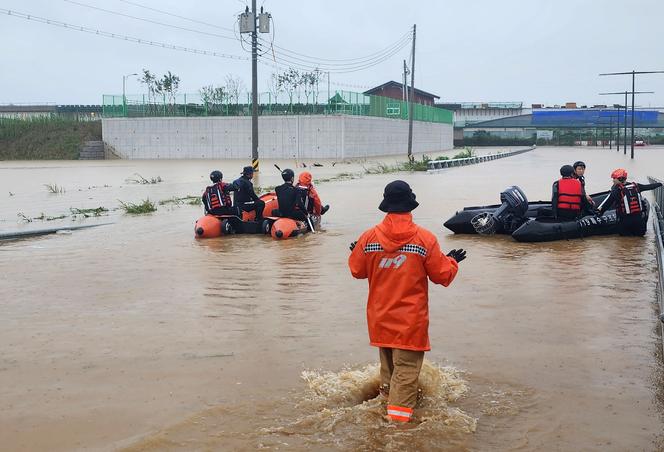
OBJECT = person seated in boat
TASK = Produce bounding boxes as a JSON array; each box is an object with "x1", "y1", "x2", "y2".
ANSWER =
[
  {"x1": 275, "y1": 168, "x2": 308, "y2": 221},
  {"x1": 202, "y1": 170, "x2": 238, "y2": 216},
  {"x1": 596, "y1": 168, "x2": 662, "y2": 236},
  {"x1": 572, "y1": 160, "x2": 595, "y2": 209},
  {"x1": 233, "y1": 166, "x2": 265, "y2": 222},
  {"x1": 573, "y1": 161, "x2": 595, "y2": 209},
  {"x1": 552, "y1": 164, "x2": 589, "y2": 220},
  {"x1": 296, "y1": 171, "x2": 330, "y2": 216}
]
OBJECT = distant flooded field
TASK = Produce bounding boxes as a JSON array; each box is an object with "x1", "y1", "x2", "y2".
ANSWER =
[{"x1": 1, "y1": 146, "x2": 663, "y2": 451}]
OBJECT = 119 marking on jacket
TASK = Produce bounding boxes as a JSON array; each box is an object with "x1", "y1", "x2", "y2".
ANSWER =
[{"x1": 378, "y1": 255, "x2": 407, "y2": 269}]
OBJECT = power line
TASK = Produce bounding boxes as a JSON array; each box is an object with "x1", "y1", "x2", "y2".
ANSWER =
[
  {"x1": 0, "y1": 8, "x2": 249, "y2": 61},
  {"x1": 259, "y1": 24, "x2": 413, "y2": 64},
  {"x1": 115, "y1": 0, "x2": 235, "y2": 34},
  {"x1": 257, "y1": 38, "x2": 410, "y2": 73},
  {"x1": 259, "y1": 34, "x2": 411, "y2": 69},
  {"x1": 257, "y1": 59, "x2": 372, "y2": 89},
  {"x1": 63, "y1": 0, "x2": 238, "y2": 42}
]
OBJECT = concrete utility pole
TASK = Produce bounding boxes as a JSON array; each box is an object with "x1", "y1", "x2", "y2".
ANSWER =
[
  {"x1": 599, "y1": 70, "x2": 664, "y2": 159},
  {"x1": 251, "y1": 0, "x2": 258, "y2": 172},
  {"x1": 239, "y1": 3, "x2": 270, "y2": 172},
  {"x1": 407, "y1": 25, "x2": 416, "y2": 161},
  {"x1": 402, "y1": 60, "x2": 409, "y2": 101},
  {"x1": 599, "y1": 90, "x2": 654, "y2": 157}
]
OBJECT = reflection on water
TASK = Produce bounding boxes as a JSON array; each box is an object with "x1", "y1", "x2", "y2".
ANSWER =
[{"x1": 1, "y1": 147, "x2": 664, "y2": 451}]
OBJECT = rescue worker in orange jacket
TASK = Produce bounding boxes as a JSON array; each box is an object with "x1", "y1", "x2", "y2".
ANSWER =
[
  {"x1": 552, "y1": 164, "x2": 588, "y2": 220},
  {"x1": 596, "y1": 168, "x2": 662, "y2": 236},
  {"x1": 202, "y1": 170, "x2": 238, "y2": 216},
  {"x1": 296, "y1": 171, "x2": 329, "y2": 216},
  {"x1": 348, "y1": 180, "x2": 466, "y2": 423}
]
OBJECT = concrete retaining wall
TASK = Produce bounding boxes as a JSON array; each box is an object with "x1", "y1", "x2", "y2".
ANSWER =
[{"x1": 101, "y1": 115, "x2": 452, "y2": 159}]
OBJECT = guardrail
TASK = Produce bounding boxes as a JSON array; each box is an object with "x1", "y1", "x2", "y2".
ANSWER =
[
  {"x1": 427, "y1": 146, "x2": 535, "y2": 171},
  {"x1": 648, "y1": 176, "x2": 664, "y2": 350}
]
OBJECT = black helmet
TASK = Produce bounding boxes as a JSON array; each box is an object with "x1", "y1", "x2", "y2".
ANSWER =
[
  {"x1": 560, "y1": 165, "x2": 574, "y2": 177},
  {"x1": 241, "y1": 166, "x2": 254, "y2": 176},
  {"x1": 281, "y1": 168, "x2": 294, "y2": 182},
  {"x1": 573, "y1": 161, "x2": 586, "y2": 169},
  {"x1": 210, "y1": 170, "x2": 222, "y2": 183}
]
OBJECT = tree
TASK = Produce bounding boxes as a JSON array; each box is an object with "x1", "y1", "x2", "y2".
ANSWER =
[
  {"x1": 225, "y1": 75, "x2": 245, "y2": 107},
  {"x1": 140, "y1": 69, "x2": 156, "y2": 105},
  {"x1": 161, "y1": 71, "x2": 181, "y2": 106},
  {"x1": 301, "y1": 68, "x2": 322, "y2": 105},
  {"x1": 277, "y1": 68, "x2": 300, "y2": 111}
]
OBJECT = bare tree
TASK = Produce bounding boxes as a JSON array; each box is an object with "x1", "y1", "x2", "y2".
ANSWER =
[
  {"x1": 301, "y1": 69, "x2": 322, "y2": 105},
  {"x1": 225, "y1": 74, "x2": 245, "y2": 106}
]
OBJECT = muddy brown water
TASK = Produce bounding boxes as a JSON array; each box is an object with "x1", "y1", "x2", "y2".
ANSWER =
[{"x1": 1, "y1": 146, "x2": 663, "y2": 451}]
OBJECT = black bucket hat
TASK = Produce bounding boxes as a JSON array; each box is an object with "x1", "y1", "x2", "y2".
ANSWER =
[
  {"x1": 379, "y1": 180, "x2": 419, "y2": 213},
  {"x1": 241, "y1": 166, "x2": 254, "y2": 176}
]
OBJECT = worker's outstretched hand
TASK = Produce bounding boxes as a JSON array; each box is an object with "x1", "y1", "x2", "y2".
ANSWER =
[
  {"x1": 349, "y1": 241, "x2": 357, "y2": 251},
  {"x1": 447, "y1": 248, "x2": 467, "y2": 263}
]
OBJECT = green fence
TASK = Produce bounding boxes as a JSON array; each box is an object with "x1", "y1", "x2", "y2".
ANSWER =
[{"x1": 102, "y1": 90, "x2": 453, "y2": 125}]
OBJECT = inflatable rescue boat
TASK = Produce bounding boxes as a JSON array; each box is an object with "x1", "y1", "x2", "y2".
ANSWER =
[
  {"x1": 443, "y1": 186, "x2": 648, "y2": 242},
  {"x1": 194, "y1": 192, "x2": 320, "y2": 240}
]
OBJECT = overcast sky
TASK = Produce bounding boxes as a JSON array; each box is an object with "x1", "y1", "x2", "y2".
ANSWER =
[{"x1": 1, "y1": 0, "x2": 663, "y2": 107}]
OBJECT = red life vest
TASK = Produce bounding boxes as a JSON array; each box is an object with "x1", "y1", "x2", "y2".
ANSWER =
[
  {"x1": 557, "y1": 178, "x2": 582, "y2": 211},
  {"x1": 617, "y1": 182, "x2": 643, "y2": 215},
  {"x1": 203, "y1": 182, "x2": 232, "y2": 211}
]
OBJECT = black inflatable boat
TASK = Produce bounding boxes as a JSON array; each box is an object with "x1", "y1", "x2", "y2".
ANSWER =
[{"x1": 443, "y1": 186, "x2": 649, "y2": 242}]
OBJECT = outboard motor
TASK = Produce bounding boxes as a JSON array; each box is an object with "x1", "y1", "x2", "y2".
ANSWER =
[{"x1": 471, "y1": 186, "x2": 528, "y2": 234}]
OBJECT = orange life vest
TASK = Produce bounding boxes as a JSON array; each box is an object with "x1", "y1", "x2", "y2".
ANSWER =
[{"x1": 557, "y1": 178, "x2": 582, "y2": 211}]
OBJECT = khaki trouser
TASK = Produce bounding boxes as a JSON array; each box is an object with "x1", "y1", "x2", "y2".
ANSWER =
[{"x1": 379, "y1": 347, "x2": 424, "y2": 421}]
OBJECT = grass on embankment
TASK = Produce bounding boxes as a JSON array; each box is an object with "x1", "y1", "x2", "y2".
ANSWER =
[{"x1": 0, "y1": 117, "x2": 102, "y2": 160}]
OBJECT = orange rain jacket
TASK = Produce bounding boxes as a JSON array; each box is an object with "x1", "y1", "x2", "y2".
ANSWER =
[
  {"x1": 348, "y1": 213, "x2": 459, "y2": 351},
  {"x1": 297, "y1": 172, "x2": 322, "y2": 215}
]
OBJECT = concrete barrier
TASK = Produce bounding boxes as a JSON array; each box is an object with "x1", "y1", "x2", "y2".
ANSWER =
[
  {"x1": 101, "y1": 115, "x2": 453, "y2": 159},
  {"x1": 426, "y1": 146, "x2": 535, "y2": 171}
]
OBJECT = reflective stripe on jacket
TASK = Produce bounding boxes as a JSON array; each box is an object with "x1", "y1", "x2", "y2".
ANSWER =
[
  {"x1": 203, "y1": 182, "x2": 233, "y2": 212},
  {"x1": 348, "y1": 213, "x2": 458, "y2": 351},
  {"x1": 617, "y1": 182, "x2": 643, "y2": 215}
]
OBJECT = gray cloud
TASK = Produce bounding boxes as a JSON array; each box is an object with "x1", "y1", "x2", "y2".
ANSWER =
[{"x1": 1, "y1": 0, "x2": 663, "y2": 107}]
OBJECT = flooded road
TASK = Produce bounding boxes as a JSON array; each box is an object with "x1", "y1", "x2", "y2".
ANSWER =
[{"x1": 1, "y1": 146, "x2": 663, "y2": 451}]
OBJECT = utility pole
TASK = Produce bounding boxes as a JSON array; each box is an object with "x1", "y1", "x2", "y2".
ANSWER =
[
  {"x1": 599, "y1": 89, "x2": 654, "y2": 156},
  {"x1": 407, "y1": 24, "x2": 416, "y2": 161},
  {"x1": 327, "y1": 71, "x2": 330, "y2": 110},
  {"x1": 599, "y1": 70, "x2": 664, "y2": 159},
  {"x1": 402, "y1": 60, "x2": 409, "y2": 101},
  {"x1": 239, "y1": 3, "x2": 270, "y2": 172},
  {"x1": 251, "y1": 0, "x2": 258, "y2": 172},
  {"x1": 623, "y1": 92, "x2": 627, "y2": 155}
]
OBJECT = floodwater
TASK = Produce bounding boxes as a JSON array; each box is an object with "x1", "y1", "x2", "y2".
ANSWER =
[{"x1": 1, "y1": 146, "x2": 663, "y2": 451}]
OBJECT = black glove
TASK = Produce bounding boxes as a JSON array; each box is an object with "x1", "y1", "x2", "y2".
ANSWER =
[
  {"x1": 349, "y1": 241, "x2": 357, "y2": 251},
  {"x1": 321, "y1": 205, "x2": 330, "y2": 215},
  {"x1": 447, "y1": 248, "x2": 467, "y2": 263}
]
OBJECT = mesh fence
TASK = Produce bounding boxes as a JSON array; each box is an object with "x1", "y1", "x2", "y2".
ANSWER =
[{"x1": 102, "y1": 90, "x2": 453, "y2": 124}]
